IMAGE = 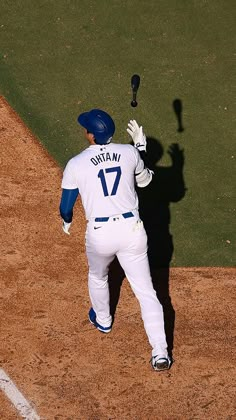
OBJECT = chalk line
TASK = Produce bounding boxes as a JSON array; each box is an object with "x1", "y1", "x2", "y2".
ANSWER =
[{"x1": 0, "y1": 368, "x2": 40, "y2": 419}]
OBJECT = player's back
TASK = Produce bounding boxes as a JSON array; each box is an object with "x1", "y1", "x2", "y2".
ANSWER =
[{"x1": 64, "y1": 143, "x2": 142, "y2": 219}]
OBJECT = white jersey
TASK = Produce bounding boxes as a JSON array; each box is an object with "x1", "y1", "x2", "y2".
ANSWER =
[{"x1": 61, "y1": 143, "x2": 144, "y2": 220}]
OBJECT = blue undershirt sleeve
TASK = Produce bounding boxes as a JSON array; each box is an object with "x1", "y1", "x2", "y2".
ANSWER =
[{"x1": 59, "y1": 188, "x2": 79, "y2": 223}]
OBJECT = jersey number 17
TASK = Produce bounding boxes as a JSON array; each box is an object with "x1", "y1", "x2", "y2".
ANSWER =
[{"x1": 98, "y1": 166, "x2": 121, "y2": 196}]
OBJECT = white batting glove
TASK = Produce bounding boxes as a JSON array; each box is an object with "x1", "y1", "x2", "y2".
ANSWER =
[
  {"x1": 62, "y1": 221, "x2": 71, "y2": 235},
  {"x1": 127, "y1": 120, "x2": 147, "y2": 152}
]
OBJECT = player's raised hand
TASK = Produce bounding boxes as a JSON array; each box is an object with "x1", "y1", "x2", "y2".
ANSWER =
[{"x1": 127, "y1": 120, "x2": 147, "y2": 152}]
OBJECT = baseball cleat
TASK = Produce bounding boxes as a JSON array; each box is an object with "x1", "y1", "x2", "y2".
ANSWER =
[
  {"x1": 88, "y1": 308, "x2": 112, "y2": 333},
  {"x1": 150, "y1": 356, "x2": 172, "y2": 372}
]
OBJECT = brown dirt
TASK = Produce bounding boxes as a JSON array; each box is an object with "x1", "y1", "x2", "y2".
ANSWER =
[{"x1": 0, "y1": 96, "x2": 235, "y2": 420}]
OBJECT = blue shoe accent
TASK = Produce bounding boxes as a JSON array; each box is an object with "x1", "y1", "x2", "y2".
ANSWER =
[{"x1": 88, "y1": 308, "x2": 112, "y2": 333}]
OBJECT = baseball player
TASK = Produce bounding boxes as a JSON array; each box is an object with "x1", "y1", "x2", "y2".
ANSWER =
[{"x1": 59, "y1": 109, "x2": 171, "y2": 371}]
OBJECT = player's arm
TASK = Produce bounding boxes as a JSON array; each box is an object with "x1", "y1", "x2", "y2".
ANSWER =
[
  {"x1": 59, "y1": 188, "x2": 79, "y2": 235},
  {"x1": 126, "y1": 120, "x2": 153, "y2": 187},
  {"x1": 60, "y1": 159, "x2": 79, "y2": 235},
  {"x1": 135, "y1": 160, "x2": 153, "y2": 188}
]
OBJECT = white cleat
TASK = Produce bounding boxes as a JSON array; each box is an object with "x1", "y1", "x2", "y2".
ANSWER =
[{"x1": 150, "y1": 356, "x2": 172, "y2": 371}]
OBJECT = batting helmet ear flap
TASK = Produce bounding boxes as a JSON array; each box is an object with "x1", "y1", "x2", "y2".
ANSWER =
[{"x1": 78, "y1": 109, "x2": 115, "y2": 145}]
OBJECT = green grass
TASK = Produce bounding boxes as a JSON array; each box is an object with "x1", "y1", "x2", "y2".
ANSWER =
[{"x1": 0, "y1": 0, "x2": 235, "y2": 266}]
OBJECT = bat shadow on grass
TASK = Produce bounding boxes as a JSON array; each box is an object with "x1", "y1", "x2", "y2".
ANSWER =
[{"x1": 108, "y1": 136, "x2": 186, "y2": 358}]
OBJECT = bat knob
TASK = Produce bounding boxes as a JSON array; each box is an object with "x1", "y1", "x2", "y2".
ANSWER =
[{"x1": 131, "y1": 100, "x2": 138, "y2": 107}]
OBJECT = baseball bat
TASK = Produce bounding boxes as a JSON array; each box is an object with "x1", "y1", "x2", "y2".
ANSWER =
[{"x1": 131, "y1": 74, "x2": 140, "y2": 107}]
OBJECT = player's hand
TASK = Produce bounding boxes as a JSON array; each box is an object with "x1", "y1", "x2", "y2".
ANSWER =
[
  {"x1": 62, "y1": 221, "x2": 71, "y2": 235},
  {"x1": 127, "y1": 120, "x2": 147, "y2": 152}
]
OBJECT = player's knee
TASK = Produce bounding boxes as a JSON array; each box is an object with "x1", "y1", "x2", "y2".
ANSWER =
[{"x1": 88, "y1": 274, "x2": 108, "y2": 288}]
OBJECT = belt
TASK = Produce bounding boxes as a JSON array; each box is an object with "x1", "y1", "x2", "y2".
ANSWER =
[{"x1": 95, "y1": 212, "x2": 134, "y2": 222}]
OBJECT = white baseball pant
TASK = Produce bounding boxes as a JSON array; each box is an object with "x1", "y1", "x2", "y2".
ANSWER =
[{"x1": 85, "y1": 211, "x2": 168, "y2": 358}]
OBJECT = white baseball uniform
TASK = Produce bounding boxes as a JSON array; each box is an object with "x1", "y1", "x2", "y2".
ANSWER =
[{"x1": 61, "y1": 142, "x2": 168, "y2": 358}]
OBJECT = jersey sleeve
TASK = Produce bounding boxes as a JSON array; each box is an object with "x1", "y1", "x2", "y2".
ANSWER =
[
  {"x1": 59, "y1": 188, "x2": 79, "y2": 223},
  {"x1": 61, "y1": 159, "x2": 78, "y2": 189},
  {"x1": 133, "y1": 146, "x2": 153, "y2": 188},
  {"x1": 133, "y1": 147, "x2": 145, "y2": 175}
]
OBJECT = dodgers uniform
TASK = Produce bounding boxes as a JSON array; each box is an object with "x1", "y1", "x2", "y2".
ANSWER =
[{"x1": 60, "y1": 141, "x2": 169, "y2": 360}]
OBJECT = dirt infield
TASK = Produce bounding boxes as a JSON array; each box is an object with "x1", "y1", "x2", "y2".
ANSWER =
[{"x1": 0, "y1": 96, "x2": 235, "y2": 419}]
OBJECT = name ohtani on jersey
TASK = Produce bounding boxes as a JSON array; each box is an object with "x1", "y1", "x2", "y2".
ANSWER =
[{"x1": 90, "y1": 152, "x2": 121, "y2": 166}]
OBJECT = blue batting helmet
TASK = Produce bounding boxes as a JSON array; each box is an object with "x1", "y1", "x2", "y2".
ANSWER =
[{"x1": 78, "y1": 109, "x2": 115, "y2": 145}]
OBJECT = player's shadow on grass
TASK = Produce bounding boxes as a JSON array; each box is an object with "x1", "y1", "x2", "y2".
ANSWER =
[
  {"x1": 137, "y1": 137, "x2": 186, "y2": 357},
  {"x1": 109, "y1": 136, "x2": 186, "y2": 358}
]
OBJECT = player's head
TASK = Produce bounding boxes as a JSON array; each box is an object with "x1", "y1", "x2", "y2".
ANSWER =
[{"x1": 78, "y1": 109, "x2": 115, "y2": 145}]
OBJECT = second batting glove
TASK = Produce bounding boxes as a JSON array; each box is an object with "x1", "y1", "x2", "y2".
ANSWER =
[{"x1": 62, "y1": 221, "x2": 71, "y2": 235}]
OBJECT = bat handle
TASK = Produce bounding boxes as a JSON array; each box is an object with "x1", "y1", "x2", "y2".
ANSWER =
[{"x1": 131, "y1": 93, "x2": 138, "y2": 107}]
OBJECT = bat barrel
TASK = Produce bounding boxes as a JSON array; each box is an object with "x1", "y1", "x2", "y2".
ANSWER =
[{"x1": 131, "y1": 74, "x2": 140, "y2": 91}]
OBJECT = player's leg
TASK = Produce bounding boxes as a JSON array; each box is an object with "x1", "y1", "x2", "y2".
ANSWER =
[
  {"x1": 86, "y1": 248, "x2": 114, "y2": 328},
  {"x1": 86, "y1": 222, "x2": 115, "y2": 328},
  {"x1": 117, "y1": 220, "x2": 168, "y2": 358}
]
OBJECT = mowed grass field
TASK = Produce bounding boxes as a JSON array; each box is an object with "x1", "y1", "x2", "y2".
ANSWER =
[{"x1": 0, "y1": 0, "x2": 235, "y2": 266}]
